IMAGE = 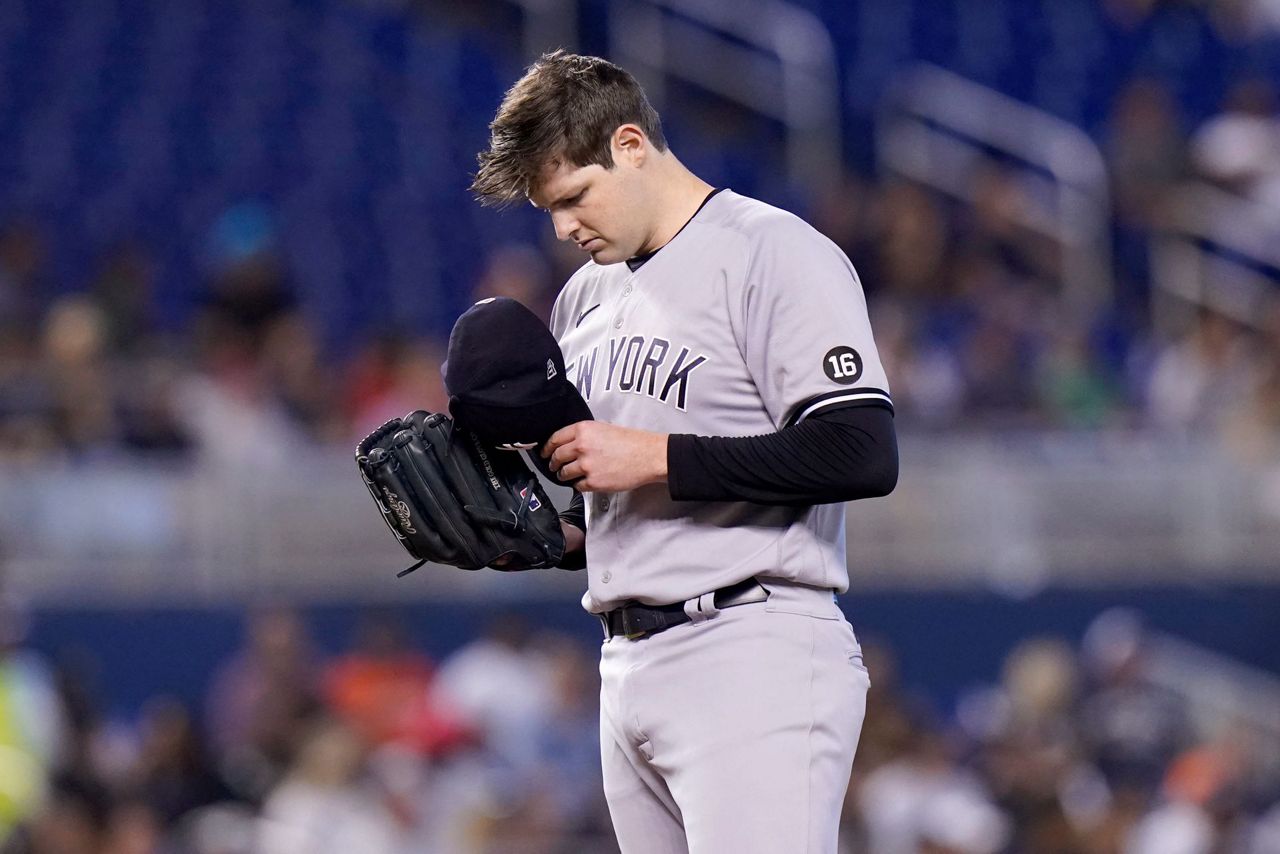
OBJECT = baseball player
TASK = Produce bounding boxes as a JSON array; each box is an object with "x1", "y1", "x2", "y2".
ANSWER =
[{"x1": 471, "y1": 51, "x2": 898, "y2": 854}]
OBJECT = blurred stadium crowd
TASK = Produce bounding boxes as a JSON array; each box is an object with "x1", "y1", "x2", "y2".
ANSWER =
[
  {"x1": 4, "y1": 163, "x2": 1280, "y2": 467},
  {"x1": 3, "y1": 0, "x2": 1280, "y2": 852},
  {"x1": 0, "y1": 0, "x2": 1278, "y2": 467},
  {"x1": 3, "y1": 603, "x2": 1280, "y2": 853}
]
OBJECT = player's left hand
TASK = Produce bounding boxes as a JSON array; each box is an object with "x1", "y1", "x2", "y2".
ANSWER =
[{"x1": 542, "y1": 421, "x2": 668, "y2": 492}]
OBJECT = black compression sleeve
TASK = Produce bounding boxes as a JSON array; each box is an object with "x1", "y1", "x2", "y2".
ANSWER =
[
  {"x1": 666, "y1": 405, "x2": 897, "y2": 505},
  {"x1": 557, "y1": 490, "x2": 587, "y2": 569},
  {"x1": 560, "y1": 489, "x2": 586, "y2": 531}
]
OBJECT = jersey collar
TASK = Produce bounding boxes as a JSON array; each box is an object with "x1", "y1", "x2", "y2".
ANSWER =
[{"x1": 625, "y1": 187, "x2": 726, "y2": 272}]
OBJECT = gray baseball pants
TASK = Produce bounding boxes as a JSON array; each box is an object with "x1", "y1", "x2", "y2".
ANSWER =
[{"x1": 598, "y1": 582, "x2": 869, "y2": 853}]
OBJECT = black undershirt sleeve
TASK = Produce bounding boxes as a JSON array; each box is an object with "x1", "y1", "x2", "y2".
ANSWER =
[
  {"x1": 666, "y1": 404, "x2": 898, "y2": 505},
  {"x1": 560, "y1": 490, "x2": 586, "y2": 531},
  {"x1": 557, "y1": 490, "x2": 588, "y2": 570}
]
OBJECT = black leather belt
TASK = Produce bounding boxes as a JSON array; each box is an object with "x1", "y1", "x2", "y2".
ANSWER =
[{"x1": 599, "y1": 578, "x2": 768, "y2": 640}]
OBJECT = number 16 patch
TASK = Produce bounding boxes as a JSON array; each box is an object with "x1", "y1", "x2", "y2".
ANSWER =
[{"x1": 822, "y1": 346, "x2": 863, "y2": 385}]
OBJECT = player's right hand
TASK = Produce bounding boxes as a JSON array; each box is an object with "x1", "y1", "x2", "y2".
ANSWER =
[{"x1": 542, "y1": 421, "x2": 669, "y2": 493}]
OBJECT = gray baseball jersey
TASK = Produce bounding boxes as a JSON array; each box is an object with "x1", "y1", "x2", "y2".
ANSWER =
[{"x1": 548, "y1": 189, "x2": 891, "y2": 614}]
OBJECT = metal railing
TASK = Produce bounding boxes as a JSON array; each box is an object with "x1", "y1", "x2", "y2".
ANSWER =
[
  {"x1": 877, "y1": 64, "x2": 1114, "y2": 316},
  {"x1": 609, "y1": 0, "x2": 841, "y2": 194},
  {"x1": 1150, "y1": 181, "x2": 1280, "y2": 339}
]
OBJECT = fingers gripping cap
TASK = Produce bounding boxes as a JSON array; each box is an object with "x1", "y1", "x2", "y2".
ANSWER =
[{"x1": 443, "y1": 297, "x2": 593, "y2": 458}]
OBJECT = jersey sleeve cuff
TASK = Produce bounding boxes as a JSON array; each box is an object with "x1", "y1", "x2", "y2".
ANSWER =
[{"x1": 783, "y1": 388, "x2": 893, "y2": 428}]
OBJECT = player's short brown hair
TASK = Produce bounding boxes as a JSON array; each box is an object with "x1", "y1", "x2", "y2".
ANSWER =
[{"x1": 471, "y1": 50, "x2": 667, "y2": 207}]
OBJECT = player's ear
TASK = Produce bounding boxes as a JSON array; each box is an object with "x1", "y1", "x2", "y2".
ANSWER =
[{"x1": 612, "y1": 124, "x2": 647, "y2": 167}]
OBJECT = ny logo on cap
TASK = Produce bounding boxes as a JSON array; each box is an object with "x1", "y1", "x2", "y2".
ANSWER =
[{"x1": 546, "y1": 358, "x2": 556, "y2": 380}]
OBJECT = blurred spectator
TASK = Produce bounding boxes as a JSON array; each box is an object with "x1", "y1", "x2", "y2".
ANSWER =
[
  {"x1": 950, "y1": 251, "x2": 1047, "y2": 426},
  {"x1": 1145, "y1": 309, "x2": 1260, "y2": 435},
  {"x1": 811, "y1": 172, "x2": 879, "y2": 283},
  {"x1": 1138, "y1": 726, "x2": 1258, "y2": 852},
  {"x1": 856, "y1": 729, "x2": 1011, "y2": 854},
  {"x1": 525, "y1": 636, "x2": 606, "y2": 828},
  {"x1": 259, "y1": 315, "x2": 345, "y2": 443},
  {"x1": 198, "y1": 202, "x2": 297, "y2": 352},
  {"x1": 88, "y1": 243, "x2": 156, "y2": 358},
  {"x1": 123, "y1": 697, "x2": 230, "y2": 825},
  {"x1": 38, "y1": 297, "x2": 119, "y2": 456},
  {"x1": 431, "y1": 615, "x2": 557, "y2": 777},
  {"x1": 343, "y1": 334, "x2": 449, "y2": 442},
  {"x1": 1222, "y1": 306, "x2": 1280, "y2": 518},
  {"x1": 0, "y1": 329, "x2": 53, "y2": 461},
  {"x1": 206, "y1": 607, "x2": 320, "y2": 802},
  {"x1": 0, "y1": 221, "x2": 54, "y2": 340},
  {"x1": 1036, "y1": 318, "x2": 1125, "y2": 429},
  {"x1": 963, "y1": 163, "x2": 1059, "y2": 285},
  {"x1": 472, "y1": 244, "x2": 556, "y2": 323},
  {"x1": 321, "y1": 610, "x2": 469, "y2": 756},
  {"x1": 1107, "y1": 76, "x2": 1188, "y2": 317},
  {"x1": 917, "y1": 783, "x2": 1013, "y2": 854},
  {"x1": 176, "y1": 330, "x2": 308, "y2": 467},
  {"x1": 1252, "y1": 801, "x2": 1280, "y2": 853},
  {"x1": 1108, "y1": 78, "x2": 1187, "y2": 233},
  {"x1": 1190, "y1": 78, "x2": 1280, "y2": 208},
  {"x1": 114, "y1": 350, "x2": 194, "y2": 455},
  {"x1": 445, "y1": 634, "x2": 612, "y2": 854},
  {"x1": 961, "y1": 638, "x2": 1095, "y2": 851},
  {"x1": 874, "y1": 182, "x2": 949, "y2": 300},
  {"x1": 14, "y1": 774, "x2": 111, "y2": 854},
  {"x1": 1123, "y1": 721, "x2": 1264, "y2": 854},
  {"x1": 100, "y1": 797, "x2": 163, "y2": 854},
  {"x1": 1080, "y1": 610, "x2": 1191, "y2": 793},
  {"x1": 0, "y1": 596, "x2": 68, "y2": 846},
  {"x1": 1126, "y1": 795, "x2": 1216, "y2": 854},
  {"x1": 169, "y1": 801, "x2": 258, "y2": 854},
  {"x1": 255, "y1": 718, "x2": 406, "y2": 854},
  {"x1": 47, "y1": 647, "x2": 112, "y2": 800},
  {"x1": 179, "y1": 201, "x2": 309, "y2": 464},
  {"x1": 870, "y1": 298, "x2": 967, "y2": 428}
]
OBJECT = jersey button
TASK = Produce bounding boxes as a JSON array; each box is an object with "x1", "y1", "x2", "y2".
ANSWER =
[
  {"x1": 601, "y1": 570, "x2": 612, "y2": 583},
  {"x1": 598, "y1": 496, "x2": 610, "y2": 511},
  {"x1": 612, "y1": 317, "x2": 623, "y2": 329},
  {"x1": 622, "y1": 285, "x2": 633, "y2": 296}
]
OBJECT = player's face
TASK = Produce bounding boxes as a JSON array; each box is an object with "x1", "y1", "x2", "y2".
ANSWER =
[{"x1": 529, "y1": 134, "x2": 651, "y2": 265}]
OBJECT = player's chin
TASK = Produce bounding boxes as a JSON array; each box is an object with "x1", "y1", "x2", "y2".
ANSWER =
[{"x1": 589, "y1": 246, "x2": 624, "y2": 265}]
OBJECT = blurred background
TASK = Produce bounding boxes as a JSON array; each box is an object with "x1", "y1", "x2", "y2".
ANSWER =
[{"x1": 1, "y1": 0, "x2": 1279, "y2": 851}]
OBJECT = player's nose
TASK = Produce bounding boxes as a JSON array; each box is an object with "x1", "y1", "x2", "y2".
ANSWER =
[{"x1": 551, "y1": 210, "x2": 579, "y2": 242}]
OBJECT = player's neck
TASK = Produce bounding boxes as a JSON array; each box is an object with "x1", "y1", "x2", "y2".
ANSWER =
[{"x1": 637, "y1": 158, "x2": 714, "y2": 257}]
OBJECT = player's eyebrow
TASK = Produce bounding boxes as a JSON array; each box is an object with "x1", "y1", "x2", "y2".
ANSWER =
[{"x1": 533, "y1": 184, "x2": 587, "y2": 212}]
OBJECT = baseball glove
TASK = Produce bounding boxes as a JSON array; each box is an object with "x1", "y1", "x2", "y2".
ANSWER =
[{"x1": 355, "y1": 410, "x2": 565, "y2": 576}]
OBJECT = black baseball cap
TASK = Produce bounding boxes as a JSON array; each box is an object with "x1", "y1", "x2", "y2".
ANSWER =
[{"x1": 443, "y1": 297, "x2": 593, "y2": 460}]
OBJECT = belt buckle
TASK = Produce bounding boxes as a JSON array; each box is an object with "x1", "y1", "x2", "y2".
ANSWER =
[
  {"x1": 621, "y1": 609, "x2": 651, "y2": 640},
  {"x1": 599, "y1": 608, "x2": 645, "y2": 641}
]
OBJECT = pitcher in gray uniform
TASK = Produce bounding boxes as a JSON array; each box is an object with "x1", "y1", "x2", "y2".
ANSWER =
[{"x1": 471, "y1": 51, "x2": 898, "y2": 854}]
